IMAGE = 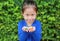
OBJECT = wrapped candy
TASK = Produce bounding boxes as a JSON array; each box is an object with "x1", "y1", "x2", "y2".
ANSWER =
[
  {"x1": 23, "y1": 26, "x2": 29, "y2": 31},
  {"x1": 23, "y1": 26, "x2": 35, "y2": 32},
  {"x1": 29, "y1": 26, "x2": 33, "y2": 31}
]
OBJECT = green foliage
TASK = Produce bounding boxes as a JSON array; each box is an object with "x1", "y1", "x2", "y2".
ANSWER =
[{"x1": 0, "y1": 0, "x2": 60, "y2": 41}]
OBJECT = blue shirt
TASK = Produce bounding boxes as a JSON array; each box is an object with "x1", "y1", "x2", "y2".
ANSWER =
[{"x1": 18, "y1": 20, "x2": 42, "y2": 41}]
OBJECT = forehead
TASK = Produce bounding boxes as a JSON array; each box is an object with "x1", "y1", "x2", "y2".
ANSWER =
[{"x1": 23, "y1": 7, "x2": 36, "y2": 14}]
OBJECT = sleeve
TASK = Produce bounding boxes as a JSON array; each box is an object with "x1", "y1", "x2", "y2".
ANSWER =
[
  {"x1": 32, "y1": 21, "x2": 42, "y2": 41},
  {"x1": 18, "y1": 21, "x2": 28, "y2": 41}
]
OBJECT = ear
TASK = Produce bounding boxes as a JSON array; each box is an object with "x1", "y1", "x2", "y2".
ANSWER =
[
  {"x1": 22, "y1": 14, "x2": 24, "y2": 16},
  {"x1": 21, "y1": 12, "x2": 24, "y2": 16}
]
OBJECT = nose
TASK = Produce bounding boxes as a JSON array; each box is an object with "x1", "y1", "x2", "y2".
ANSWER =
[{"x1": 28, "y1": 16, "x2": 32, "y2": 19}]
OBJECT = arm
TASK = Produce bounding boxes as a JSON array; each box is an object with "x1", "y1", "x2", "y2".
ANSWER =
[
  {"x1": 18, "y1": 21, "x2": 28, "y2": 41},
  {"x1": 32, "y1": 21, "x2": 42, "y2": 41}
]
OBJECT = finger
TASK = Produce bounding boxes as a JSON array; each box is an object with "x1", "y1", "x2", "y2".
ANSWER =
[
  {"x1": 26, "y1": 30, "x2": 28, "y2": 32},
  {"x1": 29, "y1": 30, "x2": 33, "y2": 32}
]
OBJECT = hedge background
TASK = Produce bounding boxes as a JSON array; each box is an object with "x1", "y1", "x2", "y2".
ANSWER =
[{"x1": 0, "y1": 0, "x2": 60, "y2": 41}]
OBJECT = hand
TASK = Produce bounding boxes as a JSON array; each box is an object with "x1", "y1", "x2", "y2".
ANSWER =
[
  {"x1": 29, "y1": 26, "x2": 36, "y2": 32},
  {"x1": 22, "y1": 26, "x2": 29, "y2": 32}
]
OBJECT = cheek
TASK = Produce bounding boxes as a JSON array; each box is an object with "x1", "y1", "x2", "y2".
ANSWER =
[
  {"x1": 23, "y1": 15, "x2": 36, "y2": 21},
  {"x1": 23, "y1": 16, "x2": 29, "y2": 21},
  {"x1": 23, "y1": 16, "x2": 27, "y2": 20},
  {"x1": 32, "y1": 15, "x2": 36, "y2": 19}
]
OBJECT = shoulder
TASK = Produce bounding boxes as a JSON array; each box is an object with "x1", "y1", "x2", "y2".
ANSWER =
[
  {"x1": 18, "y1": 20, "x2": 24, "y2": 25},
  {"x1": 35, "y1": 20, "x2": 42, "y2": 29},
  {"x1": 35, "y1": 20, "x2": 41, "y2": 24},
  {"x1": 34, "y1": 20, "x2": 42, "y2": 27}
]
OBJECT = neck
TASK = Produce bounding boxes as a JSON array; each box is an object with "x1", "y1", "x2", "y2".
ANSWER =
[{"x1": 26, "y1": 22, "x2": 32, "y2": 26}]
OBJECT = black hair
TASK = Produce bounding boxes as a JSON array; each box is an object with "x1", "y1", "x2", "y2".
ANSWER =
[{"x1": 22, "y1": 0, "x2": 38, "y2": 13}]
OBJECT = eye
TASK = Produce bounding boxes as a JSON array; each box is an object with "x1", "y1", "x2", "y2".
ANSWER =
[
  {"x1": 31, "y1": 14, "x2": 35, "y2": 16},
  {"x1": 26, "y1": 14, "x2": 29, "y2": 16}
]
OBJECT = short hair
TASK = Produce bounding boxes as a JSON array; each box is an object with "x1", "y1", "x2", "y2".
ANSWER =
[{"x1": 22, "y1": 0, "x2": 38, "y2": 13}]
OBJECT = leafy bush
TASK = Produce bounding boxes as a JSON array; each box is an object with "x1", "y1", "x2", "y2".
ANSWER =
[{"x1": 0, "y1": 0, "x2": 60, "y2": 41}]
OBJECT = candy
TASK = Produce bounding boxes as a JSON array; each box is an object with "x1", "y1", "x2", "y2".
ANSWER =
[
  {"x1": 23, "y1": 26, "x2": 35, "y2": 32},
  {"x1": 29, "y1": 26, "x2": 33, "y2": 31},
  {"x1": 25, "y1": 27, "x2": 28, "y2": 30}
]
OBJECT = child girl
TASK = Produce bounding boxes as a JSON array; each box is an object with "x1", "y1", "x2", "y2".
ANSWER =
[{"x1": 18, "y1": 0, "x2": 42, "y2": 41}]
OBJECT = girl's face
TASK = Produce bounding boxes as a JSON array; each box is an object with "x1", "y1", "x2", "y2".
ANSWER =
[{"x1": 22, "y1": 7, "x2": 37, "y2": 25}]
